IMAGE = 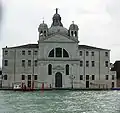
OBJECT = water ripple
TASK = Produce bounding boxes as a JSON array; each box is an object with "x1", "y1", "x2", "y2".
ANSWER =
[{"x1": 0, "y1": 90, "x2": 119, "y2": 113}]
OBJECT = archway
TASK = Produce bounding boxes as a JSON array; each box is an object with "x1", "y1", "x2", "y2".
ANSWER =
[{"x1": 55, "y1": 72, "x2": 62, "y2": 88}]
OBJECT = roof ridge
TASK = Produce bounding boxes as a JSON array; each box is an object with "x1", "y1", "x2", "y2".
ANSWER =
[
  {"x1": 78, "y1": 45, "x2": 110, "y2": 51},
  {"x1": 3, "y1": 43, "x2": 38, "y2": 49}
]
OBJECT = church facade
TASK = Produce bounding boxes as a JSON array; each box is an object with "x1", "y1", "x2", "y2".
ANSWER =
[{"x1": 2, "y1": 9, "x2": 116, "y2": 89}]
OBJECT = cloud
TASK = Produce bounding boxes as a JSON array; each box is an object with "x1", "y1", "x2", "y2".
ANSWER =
[
  {"x1": 0, "y1": 0, "x2": 120, "y2": 66},
  {"x1": 0, "y1": 1, "x2": 3, "y2": 28}
]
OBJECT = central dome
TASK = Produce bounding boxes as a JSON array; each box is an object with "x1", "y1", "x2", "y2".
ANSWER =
[
  {"x1": 49, "y1": 8, "x2": 68, "y2": 35},
  {"x1": 48, "y1": 26, "x2": 68, "y2": 35}
]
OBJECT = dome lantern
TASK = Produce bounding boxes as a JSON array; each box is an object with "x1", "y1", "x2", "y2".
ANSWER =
[
  {"x1": 51, "y1": 8, "x2": 63, "y2": 27},
  {"x1": 48, "y1": 8, "x2": 68, "y2": 36}
]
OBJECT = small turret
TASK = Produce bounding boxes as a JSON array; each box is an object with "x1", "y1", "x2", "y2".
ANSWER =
[
  {"x1": 38, "y1": 21, "x2": 48, "y2": 38},
  {"x1": 69, "y1": 21, "x2": 79, "y2": 38}
]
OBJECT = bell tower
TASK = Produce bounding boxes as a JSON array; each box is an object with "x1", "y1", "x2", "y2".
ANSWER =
[
  {"x1": 69, "y1": 21, "x2": 79, "y2": 38},
  {"x1": 38, "y1": 21, "x2": 48, "y2": 39}
]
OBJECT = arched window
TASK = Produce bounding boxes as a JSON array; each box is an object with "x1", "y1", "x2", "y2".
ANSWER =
[
  {"x1": 63, "y1": 49, "x2": 69, "y2": 57},
  {"x1": 68, "y1": 30, "x2": 70, "y2": 36},
  {"x1": 75, "y1": 31, "x2": 77, "y2": 37},
  {"x1": 4, "y1": 75, "x2": 7, "y2": 80},
  {"x1": 71, "y1": 31, "x2": 73, "y2": 36},
  {"x1": 48, "y1": 49, "x2": 54, "y2": 57},
  {"x1": 66, "y1": 64, "x2": 69, "y2": 75},
  {"x1": 40, "y1": 31, "x2": 43, "y2": 34},
  {"x1": 40, "y1": 31, "x2": 43, "y2": 35},
  {"x1": 44, "y1": 31, "x2": 46, "y2": 36},
  {"x1": 73, "y1": 33, "x2": 75, "y2": 37},
  {"x1": 48, "y1": 48, "x2": 69, "y2": 58},
  {"x1": 56, "y1": 48, "x2": 62, "y2": 57},
  {"x1": 48, "y1": 64, "x2": 52, "y2": 75}
]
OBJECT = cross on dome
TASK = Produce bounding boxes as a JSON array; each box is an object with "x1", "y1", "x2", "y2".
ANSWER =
[
  {"x1": 72, "y1": 21, "x2": 74, "y2": 24},
  {"x1": 42, "y1": 17, "x2": 44, "y2": 23},
  {"x1": 56, "y1": 8, "x2": 58, "y2": 14}
]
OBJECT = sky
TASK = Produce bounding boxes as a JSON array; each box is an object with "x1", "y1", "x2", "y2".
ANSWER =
[{"x1": 0, "y1": 0, "x2": 120, "y2": 67}]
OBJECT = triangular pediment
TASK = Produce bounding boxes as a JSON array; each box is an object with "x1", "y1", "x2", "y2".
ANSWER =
[{"x1": 39, "y1": 33, "x2": 79, "y2": 43}]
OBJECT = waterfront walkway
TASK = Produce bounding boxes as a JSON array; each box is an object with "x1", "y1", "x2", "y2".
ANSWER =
[{"x1": 0, "y1": 87, "x2": 117, "y2": 91}]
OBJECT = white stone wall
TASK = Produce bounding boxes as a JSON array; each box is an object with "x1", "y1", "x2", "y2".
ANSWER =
[
  {"x1": 38, "y1": 43, "x2": 79, "y2": 59},
  {"x1": 2, "y1": 48, "x2": 38, "y2": 88},
  {"x1": 2, "y1": 48, "x2": 15, "y2": 87},
  {"x1": 38, "y1": 60, "x2": 80, "y2": 88},
  {"x1": 78, "y1": 48, "x2": 116, "y2": 88},
  {"x1": 2, "y1": 37, "x2": 116, "y2": 89}
]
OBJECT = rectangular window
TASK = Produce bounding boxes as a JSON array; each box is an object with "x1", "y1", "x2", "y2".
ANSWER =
[
  {"x1": 92, "y1": 61, "x2": 95, "y2": 67},
  {"x1": 80, "y1": 75, "x2": 83, "y2": 80},
  {"x1": 86, "y1": 61, "x2": 89, "y2": 67},
  {"x1": 22, "y1": 60, "x2": 25, "y2": 67},
  {"x1": 112, "y1": 75, "x2": 114, "y2": 80},
  {"x1": 86, "y1": 51, "x2": 89, "y2": 56},
  {"x1": 21, "y1": 75, "x2": 25, "y2": 80},
  {"x1": 4, "y1": 75, "x2": 7, "y2": 80},
  {"x1": 34, "y1": 51, "x2": 38, "y2": 55},
  {"x1": 105, "y1": 61, "x2": 108, "y2": 67},
  {"x1": 22, "y1": 50, "x2": 25, "y2": 55},
  {"x1": 91, "y1": 51, "x2": 94, "y2": 56},
  {"x1": 79, "y1": 51, "x2": 82, "y2": 56},
  {"x1": 28, "y1": 50, "x2": 31, "y2": 55},
  {"x1": 34, "y1": 60, "x2": 37, "y2": 66},
  {"x1": 56, "y1": 48, "x2": 62, "y2": 57},
  {"x1": 28, "y1": 60, "x2": 31, "y2": 67},
  {"x1": 28, "y1": 75, "x2": 31, "y2": 80},
  {"x1": 5, "y1": 50, "x2": 8, "y2": 55},
  {"x1": 92, "y1": 75, "x2": 95, "y2": 80},
  {"x1": 80, "y1": 61, "x2": 83, "y2": 67},
  {"x1": 105, "y1": 52, "x2": 108, "y2": 57},
  {"x1": 34, "y1": 75, "x2": 37, "y2": 80},
  {"x1": 0, "y1": 71, "x2": 2, "y2": 75},
  {"x1": 105, "y1": 75, "x2": 109, "y2": 80},
  {"x1": 112, "y1": 82, "x2": 114, "y2": 88},
  {"x1": 86, "y1": 75, "x2": 89, "y2": 80},
  {"x1": 4, "y1": 60, "x2": 8, "y2": 66}
]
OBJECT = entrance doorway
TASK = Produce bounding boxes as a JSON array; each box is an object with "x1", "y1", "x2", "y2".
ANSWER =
[
  {"x1": 86, "y1": 81, "x2": 89, "y2": 88},
  {"x1": 28, "y1": 81, "x2": 31, "y2": 88},
  {"x1": 55, "y1": 72, "x2": 62, "y2": 88}
]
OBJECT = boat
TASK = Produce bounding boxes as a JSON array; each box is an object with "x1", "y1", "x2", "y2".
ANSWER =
[{"x1": 112, "y1": 88, "x2": 120, "y2": 90}]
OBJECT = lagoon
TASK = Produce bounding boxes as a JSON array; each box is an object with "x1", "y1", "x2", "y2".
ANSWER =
[{"x1": 0, "y1": 90, "x2": 120, "y2": 113}]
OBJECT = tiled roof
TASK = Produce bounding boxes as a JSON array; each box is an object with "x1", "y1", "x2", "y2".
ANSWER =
[
  {"x1": 78, "y1": 45, "x2": 109, "y2": 51},
  {"x1": 3, "y1": 44, "x2": 38, "y2": 49}
]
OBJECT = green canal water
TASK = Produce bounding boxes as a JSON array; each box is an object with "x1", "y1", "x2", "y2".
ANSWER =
[{"x1": 0, "y1": 90, "x2": 120, "y2": 113}]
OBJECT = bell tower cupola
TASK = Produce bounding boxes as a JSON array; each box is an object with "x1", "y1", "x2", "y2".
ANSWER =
[
  {"x1": 69, "y1": 21, "x2": 79, "y2": 38},
  {"x1": 38, "y1": 20, "x2": 48, "y2": 38}
]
